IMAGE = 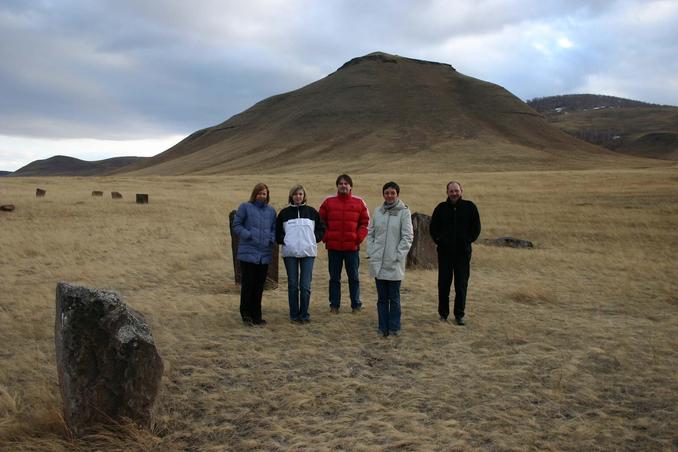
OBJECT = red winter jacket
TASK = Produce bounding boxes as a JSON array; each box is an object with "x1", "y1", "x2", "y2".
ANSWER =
[{"x1": 319, "y1": 192, "x2": 370, "y2": 251}]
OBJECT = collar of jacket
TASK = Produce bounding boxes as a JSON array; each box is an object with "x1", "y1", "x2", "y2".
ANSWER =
[
  {"x1": 446, "y1": 197, "x2": 463, "y2": 206},
  {"x1": 288, "y1": 202, "x2": 307, "y2": 207},
  {"x1": 380, "y1": 199, "x2": 406, "y2": 215},
  {"x1": 337, "y1": 192, "x2": 352, "y2": 199}
]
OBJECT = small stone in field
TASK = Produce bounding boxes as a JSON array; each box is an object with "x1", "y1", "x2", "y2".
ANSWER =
[
  {"x1": 136, "y1": 194, "x2": 149, "y2": 204},
  {"x1": 481, "y1": 237, "x2": 534, "y2": 249}
]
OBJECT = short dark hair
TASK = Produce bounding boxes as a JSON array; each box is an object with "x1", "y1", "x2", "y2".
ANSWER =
[
  {"x1": 336, "y1": 174, "x2": 353, "y2": 187},
  {"x1": 382, "y1": 181, "x2": 400, "y2": 195},
  {"x1": 249, "y1": 182, "x2": 270, "y2": 204},
  {"x1": 446, "y1": 180, "x2": 462, "y2": 191}
]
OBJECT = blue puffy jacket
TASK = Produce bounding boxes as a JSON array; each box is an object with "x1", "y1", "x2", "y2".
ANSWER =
[{"x1": 233, "y1": 201, "x2": 277, "y2": 264}]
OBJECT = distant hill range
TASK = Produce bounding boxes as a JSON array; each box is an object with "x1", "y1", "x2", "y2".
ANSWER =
[
  {"x1": 114, "y1": 52, "x2": 626, "y2": 176},
  {"x1": 0, "y1": 170, "x2": 11, "y2": 177},
  {"x1": 527, "y1": 94, "x2": 678, "y2": 160},
  {"x1": 11, "y1": 155, "x2": 147, "y2": 177}
]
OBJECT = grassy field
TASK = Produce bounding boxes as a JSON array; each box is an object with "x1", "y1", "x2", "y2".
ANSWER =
[{"x1": 1, "y1": 166, "x2": 677, "y2": 450}]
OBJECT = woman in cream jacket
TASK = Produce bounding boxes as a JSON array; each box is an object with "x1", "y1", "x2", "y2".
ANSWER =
[{"x1": 367, "y1": 181, "x2": 413, "y2": 337}]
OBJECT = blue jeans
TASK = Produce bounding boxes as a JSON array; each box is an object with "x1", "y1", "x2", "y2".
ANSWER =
[
  {"x1": 328, "y1": 250, "x2": 361, "y2": 309},
  {"x1": 375, "y1": 279, "x2": 401, "y2": 333},
  {"x1": 283, "y1": 256, "x2": 315, "y2": 320}
]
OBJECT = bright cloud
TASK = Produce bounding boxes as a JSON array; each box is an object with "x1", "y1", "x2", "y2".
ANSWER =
[
  {"x1": 0, "y1": 134, "x2": 186, "y2": 171},
  {"x1": 557, "y1": 37, "x2": 574, "y2": 48}
]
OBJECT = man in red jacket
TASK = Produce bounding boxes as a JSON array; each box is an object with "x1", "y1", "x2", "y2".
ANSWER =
[{"x1": 319, "y1": 174, "x2": 370, "y2": 313}]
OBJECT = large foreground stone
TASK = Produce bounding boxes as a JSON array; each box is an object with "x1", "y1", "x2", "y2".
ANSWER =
[
  {"x1": 229, "y1": 209, "x2": 279, "y2": 289},
  {"x1": 406, "y1": 212, "x2": 437, "y2": 269},
  {"x1": 54, "y1": 282, "x2": 163, "y2": 436}
]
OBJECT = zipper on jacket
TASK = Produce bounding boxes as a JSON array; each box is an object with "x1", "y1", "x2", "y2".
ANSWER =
[{"x1": 378, "y1": 210, "x2": 391, "y2": 275}]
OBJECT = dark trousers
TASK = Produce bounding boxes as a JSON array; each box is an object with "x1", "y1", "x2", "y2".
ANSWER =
[
  {"x1": 375, "y1": 279, "x2": 401, "y2": 334},
  {"x1": 240, "y1": 261, "x2": 268, "y2": 322},
  {"x1": 328, "y1": 250, "x2": 361, "y2": 309},
  {"x1": 437, "y1": 251, "x2": 471, "y2": 320}
]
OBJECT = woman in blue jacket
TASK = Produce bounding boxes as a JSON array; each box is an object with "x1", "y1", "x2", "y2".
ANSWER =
[
  {"x1": 233, "y1": 183, "x2": 276, "y2": 326},
  {"x1": 276, "y1": 185, "x2": 325, "y2": 323}
]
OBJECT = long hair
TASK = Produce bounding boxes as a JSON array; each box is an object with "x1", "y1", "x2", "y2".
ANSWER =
[
  {"x1": 249, "y1": 182, "x2": 270, "y2": 204},
  {"x1": 288, "y1": 184, "x2": 307, "y2": 205}
]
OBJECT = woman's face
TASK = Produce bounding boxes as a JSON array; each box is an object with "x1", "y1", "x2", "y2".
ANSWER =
[
  {"x1": 292, "y1": 189, "x2": 305, "y2": 205},
  {"x1": 383, "y1": 187, "x2": 398, "y2": 204},
  {"x1": 255, "y1": 189, "x2": 268, "y2": 203}
]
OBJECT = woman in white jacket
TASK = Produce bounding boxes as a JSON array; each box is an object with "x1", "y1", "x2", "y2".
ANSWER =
[
  {"x1": 367, "y1": 181, "x2": 414, "y2": 337},
  {"x1": 276, "y1": 185, "x2": 325, "y2": 323}
]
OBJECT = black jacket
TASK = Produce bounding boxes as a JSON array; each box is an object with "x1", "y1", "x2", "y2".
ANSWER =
[
  {"x1": 429, "y1": 198, "x2": 481, "y2": 255},
  {"x1": 276, "y1": 204, "x2": 325, "y2": 245}
]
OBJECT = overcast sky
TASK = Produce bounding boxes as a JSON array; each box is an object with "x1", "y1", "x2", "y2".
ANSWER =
[{"x1": 1, "y1": 0, "x2": 677, "y2": 171}]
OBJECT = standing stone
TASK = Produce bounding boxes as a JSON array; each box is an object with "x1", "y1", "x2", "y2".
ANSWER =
[
  {"x1": 91, "y1": 191, "x2": 103, "y2": 197},
  {"x1": 136, "y1": 194, "x2": 149, "y2": 204},
  {"x1": 36, "y1": 188, "x2": 46, "y2": 197},
  {"x1": 406, "y1": 212, "x2": 437, "y2": 269},
  {"x1": 111, "y1": 191, "x2": 123, "y2": 199},
  {"x1": 54, "y1": 282, "x2": 163, "y2": 436},
  {"x1": 228, "y1": 209, "x2": 279, "y2": 289},
  {"x1": 481, "y1": 237, "x2": 534, "y2": 248}
]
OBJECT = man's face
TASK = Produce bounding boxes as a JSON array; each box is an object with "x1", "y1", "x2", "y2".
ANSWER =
[
  {"x1": 337, "y1": 179, "x2": 351, "y2": 195},
  {"x1": 447, "y1": 183, "x2": 462, "y2": 203}
]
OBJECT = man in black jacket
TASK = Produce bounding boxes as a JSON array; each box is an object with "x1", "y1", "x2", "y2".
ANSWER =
[{"x1": 429, "y1": 181, "x2": 481, "y2": 325}]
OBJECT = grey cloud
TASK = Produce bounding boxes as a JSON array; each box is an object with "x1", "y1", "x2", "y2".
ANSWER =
[{"x1": 0, "y1": 0, "x2": 676, "y2": 146}]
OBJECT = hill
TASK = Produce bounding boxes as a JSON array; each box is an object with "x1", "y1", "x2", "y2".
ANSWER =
[
  {"x1": 527, "y1": 94, "x2": 664, "y2": 113},
  {"x1": 11, "y1": 155, "x2": 147, "y2": 177},
  {"x1": 527, "y1": 95, "x2": 678, "y2": 160},
  {"x1": 117, "y1": 52, "x2": 632, "y2": 176},
  {"x1": 0, "y1": 170, "x2": 11, "y2": 177}
]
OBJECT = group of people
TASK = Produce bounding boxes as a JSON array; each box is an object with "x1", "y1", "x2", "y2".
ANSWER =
[{"x1": 232, "y1": 174, "x2": 481, "y2": 336}]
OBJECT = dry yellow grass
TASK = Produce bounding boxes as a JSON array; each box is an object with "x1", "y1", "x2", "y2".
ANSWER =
[{"x1": 1, "y1": 165, "x2": 677, "y2": 450}]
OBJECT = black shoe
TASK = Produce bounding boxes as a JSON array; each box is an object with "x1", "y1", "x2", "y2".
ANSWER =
[
  {"x1": 390, "y1": 330, "x2": 399, "y2": 337},
  {"x1": 253, "y1": 319, "x2": 267, "y2": 326},
  {"x1": 352, "y1": 306, "x2": 363, "y2": 313},
  {"x1": 330, "y1": 307, "x2": 339, "y2": 314},
  {"x1": 291, "y1": 318, "x2": 303, "y2": 324},
  {"x1": 302, "y1": 319, "x2": 311, "y2": 324},
  {"x1": 242, "y1": 317, "x2": 254, "y2": 326},
  {"x1": 455, "y1": 317, "x2": 465, "y2": 326},
  {"x1": 439, "y1": 316, "x2": 448, "y2": 322},
  {"x1": 381, "y1": 330, "x2": 389, "y2": 337}
]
